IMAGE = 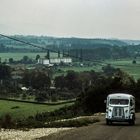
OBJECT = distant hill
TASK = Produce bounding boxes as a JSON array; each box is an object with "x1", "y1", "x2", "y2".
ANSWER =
[
  {"x1": 123, "y1": 40, "x2": 140, "y2": 45},
  {"x1": 0, "y1": 35, "x2": 128, "y2": 51}
]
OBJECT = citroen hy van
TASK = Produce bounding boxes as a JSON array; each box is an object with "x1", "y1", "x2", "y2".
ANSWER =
[{"x1": 105, "y1": 93, "x2": 135, "y2": 125}]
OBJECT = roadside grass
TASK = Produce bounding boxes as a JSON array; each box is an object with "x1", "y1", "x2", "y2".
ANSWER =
[
  {"x1": 18, "y1": 115, "x2": 100, "y2": 128},
  {"x1": 45, "y1": 116, "x2": 100, "y2": 127},
  {"x1": 0, "y1": 100, "x2": 74, "y2": 120}
]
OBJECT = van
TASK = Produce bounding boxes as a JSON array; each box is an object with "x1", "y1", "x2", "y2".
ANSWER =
[{"x1": 105, "y1": 93, "x2": 135, "y2": 125}]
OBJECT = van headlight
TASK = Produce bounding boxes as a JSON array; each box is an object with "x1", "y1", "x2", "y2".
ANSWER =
[{"x1": 125, "y1": 110, "x2": 128, "y2": 113}]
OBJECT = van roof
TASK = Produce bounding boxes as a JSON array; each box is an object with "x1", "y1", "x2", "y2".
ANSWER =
[{"x1": 108, "y1": 93, "x2": 134, "y2": 99}]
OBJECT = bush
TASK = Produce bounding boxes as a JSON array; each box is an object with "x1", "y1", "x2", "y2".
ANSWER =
[{"x1": 1, "y1": 114, "x2": 15, "y2": 129}]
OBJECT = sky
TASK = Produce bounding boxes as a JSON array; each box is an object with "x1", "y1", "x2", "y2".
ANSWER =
[{"x1": 0, "y1": 0, "x2": 140, "y2": 39}]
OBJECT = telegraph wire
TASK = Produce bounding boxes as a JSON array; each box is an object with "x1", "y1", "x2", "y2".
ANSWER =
[{"x1": 1, "y1": 34, "x2": 135, "y2": 67}]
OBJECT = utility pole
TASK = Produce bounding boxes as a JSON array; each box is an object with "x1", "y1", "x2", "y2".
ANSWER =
[
  {"x1": 58, "y1": 50, "x2": 60, "y2": 58},
  {"x1": 80, "y1": 48, "x2": 83, "y2": 62}
]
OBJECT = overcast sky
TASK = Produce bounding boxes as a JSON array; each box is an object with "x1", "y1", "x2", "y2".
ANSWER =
[{"x1": 0, "y1": 0, "x2": 140, "y2": 39}]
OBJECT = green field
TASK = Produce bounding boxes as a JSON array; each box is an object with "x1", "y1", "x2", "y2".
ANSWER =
[
  {"x1": 0, "y1": 52, "x2": 61, "y2": 61},
  {"x1": 106, "y1": 59, "x2": 140, "y2": 80},
  {"x1": 57, "y1": 59, "x2": 140, "y2": 80},
  {"x1": 0, "y1": 52, "x2": 140, "y2": 79},
  {"x1": 0, "y1": 100, "x2": 73, "y2": 119},
  {"x1": 58, "y1": 66, "x2": 102, "y2": 72}
]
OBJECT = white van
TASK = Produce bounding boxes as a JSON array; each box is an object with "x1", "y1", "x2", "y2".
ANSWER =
[{"x1": 105, "y1": 93, "x2": 135, "y2": 125}]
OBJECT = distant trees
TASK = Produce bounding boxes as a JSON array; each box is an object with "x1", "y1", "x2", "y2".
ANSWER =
[
  {"x1": 22, "y1": 56, "x2": 29, "y2": 63},
  {"x1": 17, "y1": 56, "x2": 34, "y2": 64},
  {"x1": 35, "y1": 91, "x2": 49, "y2": 102},
  {"x1": 22, "y1": 70, "x2": 51, "y2": 90},
  {"x1": 77, "y1": 70, "x2": 136, "y2": 113},
  {"x1": 54, "y1": 75, "x2": 65, "y2": 90},
  {"x1": 35, "y1": 54, "x2": 40, "y2": 61},
  {"x1": 54, "y1": 71, "x2": 81, "y2": 91},
  {"x1": 45, "y1": 50, "x2": 50, "y2": 59},
  {"x1": 54, "y1": 70, "x2": 98, "y2": 91},
  {"x1": 0, "y1": 44, "x2": 7, "y2": 52},
  {"x1": 9, "y1": 58, "x2": 14, "y2": 64},
  {"x1": 70, "y1": 48, "x2": 112, "y2": 60},
  {"x1": 0, "y1": 64, "x2": 11, "y2": 80},
  {"x1": 102, "y1": 64, "x2": 119, "y2": 76},
  {"x1": 132, "y1": 60, "x2": 136, "y2": 64},
  {"x1": 69, "y1": 46, "x2": 130, "y2": 60},
  {"x1": 0, "y1": 64, "x2": 13, "y2": 96}
]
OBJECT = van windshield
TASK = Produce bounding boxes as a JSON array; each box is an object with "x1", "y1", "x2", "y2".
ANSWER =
[{"x1": 110, "y1": 99, "x2": 129, "y2": 105}]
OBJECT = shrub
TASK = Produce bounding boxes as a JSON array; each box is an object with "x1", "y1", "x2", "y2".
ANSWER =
[
  {"x1": 1, "y1": 114, "x2": 15, "y2": 129},
  {"x1": 11, "y1": 106, "x2": 20, "y2": 109}
]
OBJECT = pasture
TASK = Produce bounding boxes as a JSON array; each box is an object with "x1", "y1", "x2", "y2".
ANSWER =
[
  {"x1": 57, "y1": 59, "x2": 140, "y2": 80},
  {"x1": 106, "y1": 59, "x2": 140, "y2": 80},
  {"x1": 0, "y1": 52, "x2": 60, "y2": 61},
  {"x1": 0, "y1": 100, "x2": 73, "y2": 119},
  {"x1": 0, "y1": 52, "x2": 140, "y2": 79}
]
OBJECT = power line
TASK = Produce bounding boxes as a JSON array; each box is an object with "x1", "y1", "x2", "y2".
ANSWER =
[
  {"x1": 0, "y1": 33, "x2": 107, "y2": 66},
  {"x1": 0, "y1": 34, "x2": 136, "y2": 68}
]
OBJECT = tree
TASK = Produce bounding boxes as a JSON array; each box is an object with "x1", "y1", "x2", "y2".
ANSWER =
[
  {"x1": 22, "y1": 71, "x2": 51, "y2": 90},
  {"x1": 45, "y1": 50, "x2": 50, "y2": 59},
  {"x1": 65, "y1": 71, "x2": 80, "y2": 90},
  {"x1": 54, "y1": 75, "x2": 66, "y2": 89},
  {"x1": 102, "y1": 64, "x2": 118, "y2": 76},
  {"x1": 0, "y1": 64, "x2": 11, "y2": 80},
  {"x1": 35, "y1": 54, "x2": 40, "y2": 61},
  {"x1": 58, "y1": 50, "x2": 60, "y2": 58},
  {"x1": 35, "y1": 91, "x2": 49, "y2": 102},
  {"x1": 9, "y1": 58, "x2": 14, "y2": 64},
  {"x1": 22, "y1": 56, "x2": 29, "y2": 63},
  {"x1": 32, "y1": 72, "x2": 51, "y2": 90},
  {"x1": 132, "y1": 60, "x2": 136, "y2": 64}
]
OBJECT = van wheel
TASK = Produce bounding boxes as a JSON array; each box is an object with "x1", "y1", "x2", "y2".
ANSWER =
[
  {"x1": 106, "y1": 119, "x2": 112, "y2": 125},
  {"x1": 106, "y1": 119, "x2": 109, "y2": 125},
  {"x1": 129, "y1": 119, "x2": 135, "y2": 125}
]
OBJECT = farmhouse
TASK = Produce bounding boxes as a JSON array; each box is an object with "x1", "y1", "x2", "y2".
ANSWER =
[
  {"x1": 38, "y1": 58, "x2": 72, "y2": 65},
  {"x1": 38, "y1": 59, "x2": 50, "y2": 65}
]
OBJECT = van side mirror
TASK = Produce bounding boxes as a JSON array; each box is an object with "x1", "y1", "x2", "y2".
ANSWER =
[{"x1": 104, "y1": 100, "x2": 107, "y2": 103}]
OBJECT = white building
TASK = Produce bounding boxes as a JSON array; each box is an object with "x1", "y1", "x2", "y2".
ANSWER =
[
  {"x1": 50, "y1": 58, "x2": 61, "y2": 64},
  {"x1": 38, "y1": 58, "x2": 72, "y2": 65},
  {"x1": 38, "y1": 59, "x2": 49, "y2": 65},
  {"x1": 61, "y1": 58, "x2": 72, "y2": 63}
]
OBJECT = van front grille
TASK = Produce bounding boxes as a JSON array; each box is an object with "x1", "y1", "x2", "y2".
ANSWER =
[{"x1": 113, "y1": 107, "x2": 124, "y2": 117}]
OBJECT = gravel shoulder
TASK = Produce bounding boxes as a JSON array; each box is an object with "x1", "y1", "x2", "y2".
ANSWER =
[
  {"x1": 0, "y1": 128, "x2": 72, "y2": 140},
  {"x1": 0, "y1": 114, "x2": 100, "y2": 140}
]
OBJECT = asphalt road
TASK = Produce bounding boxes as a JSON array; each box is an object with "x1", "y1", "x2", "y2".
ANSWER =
[{"x1": 39, "y1": 113, "x2": 140, "y2": 140}]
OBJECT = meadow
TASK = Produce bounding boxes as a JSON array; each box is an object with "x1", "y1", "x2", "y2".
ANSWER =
[
  {"x1": 0, "y1": 100, "x2": 73, "y2": 119},
  {"x1": 0, "y1": 52, "x2": 140, "y2": 79},
  {"x1": 0, "y1": 52, "x2": 61, "y2": 61},
  {"x1": 57, "y1": 59, "x2": 140, "y2": 80},
  {"x1": 106, "y1": 59, "x2": 140, "y2": 80}
]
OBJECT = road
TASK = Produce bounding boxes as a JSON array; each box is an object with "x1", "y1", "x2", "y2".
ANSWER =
[{"x1": 39, "y1": 113, "x2": 140, "y2": 140}]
